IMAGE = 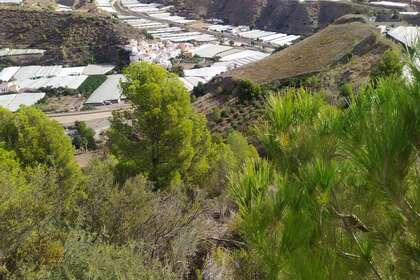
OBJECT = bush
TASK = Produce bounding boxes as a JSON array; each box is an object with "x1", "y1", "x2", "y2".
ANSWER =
[
  {"x1": 339, "y1": 82, "x2": 353, "y2": 97},
  {"x1": 73, "y1": 121, "x2": 97, "y2": 150},
  {"x1": 192, "y1": 82, "x2": 206, "y2": 96},
  {"x1": 235, "y1": 79, "x2": 263, "y2": 102},
  {"x1": 371, "y1": 49, "x2": 403, "y2": 82},
  {"x1": 171, "y1": 65, "x2": 184, "y2": 77},
  {"x1": 211, "y1": 108, "x2": 222, "y2": 123}
]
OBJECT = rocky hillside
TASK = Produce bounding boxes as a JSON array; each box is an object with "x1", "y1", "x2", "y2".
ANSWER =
[
  {"x1": 154, "y1": 0, "x2": 378, "y2": 35},
  {"x1": 0, "y1": 8, "x2": 142, "y2": 65}
]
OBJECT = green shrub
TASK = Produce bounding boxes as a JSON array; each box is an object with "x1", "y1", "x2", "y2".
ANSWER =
[
  {"x1": 371, "y1": 49, "x2": 403, "y2": 82},
  {"x1": 339, "y1": 82, "x2": 353, "y2": 97},
  {"x1": 235, "y1": 79, "x2": 263, "y2": 102},
  {"x1": 211, "y1": 108, "x2": 222, "y2": 123}
]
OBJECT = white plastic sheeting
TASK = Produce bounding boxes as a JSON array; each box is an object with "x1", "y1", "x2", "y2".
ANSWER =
[
  {"x1": 0, "y1": 67, "x2": 20, "y2": 82},
  {"x1": 180, "y1": 77, "x2": 207, "y2": 91},
  {"x1": 13, "y1": 66, "x2": 42, "y2": 81},
  {"x1": 388, "y1": 26, "x2": 420, "y2": 48},
  {"x1": 82, "y1": 64, "x2": 115, "y2": 75},
  {"x1": 0, "y1": 48, "x2": 45, "y2": 57},
  {"x1": 0, "y1": 92, "x2": 46, "y2": 112},
  {"x1": 0, "y1": 0, "x2": 22, "y2": 3},
  {"x1": 370, "y1": 1, "x2": 409, "y2": 8},
  {"x1": 184, "y1": 66, "x2": 227, "y2": 81},
  {"x1": 58, "y1": 67, "x2": 86, "y2": 77},
  {"x1": 270, "y1": 35, "x2": 301, "y2": 46},
  {"x1": 194, "y1": 44, "x2": 233, "y2": 58},
  {"x1": 219, "y1": 50, "x2": 269, "y2": 62},
  {"x1": 15, "y1": 75, "x2": 88, "y2": 90},
  {"x1": 238, "y1": 30, "x2": 276, "y2": 39},
  {"x1": 259, "y1": 33, "x2": 287, "y2": 42},
  {"x1": 85, "y1": 75, "x2": 126, "y2": 104}
]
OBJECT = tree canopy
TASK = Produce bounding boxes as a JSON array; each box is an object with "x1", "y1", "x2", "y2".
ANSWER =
[
  {"x1": 230, "y1": 75, "x2": 420, "y2": 279},
  {"x1": 108, "y1": 62, "x2": 212, "y2": 188},
  {"x1": 0, "y1": 107, "x2": 81, "y2": 186}
]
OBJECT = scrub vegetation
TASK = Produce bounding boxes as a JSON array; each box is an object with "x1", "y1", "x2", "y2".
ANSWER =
[{"x1": 0, "y1": 41, "x2": 419, "y2": 279}]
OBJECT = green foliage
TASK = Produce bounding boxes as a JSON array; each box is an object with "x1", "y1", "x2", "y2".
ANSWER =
[
  {"x1": 235, "y1": 79, "x2": 263, "y2": 102},
  {"x1": 192, "y1": 81, "x2": 206, "y2": 96},
  {"x1": 73, "y1": 121, "x2": 97, "y2": 150},
  {"x1": 256, "y1": 88, "x2": 340, "y2": 173},
  {"x1": 231, "y1": 75, "x2": 420, "y2": 279},
  {"x1": 0, "y1": 108, "x2": 83, "y2": 278},
  {"x1": 0, "y1": 107, "x2": 81, "y2": 186},
  {"x1": 210, "y1": 107, "x2": 222, "y2": 123},
  {"x1": 28, "y1": 231, "x2": 176, "y2": 280},
  {"x1": 205, "y1": 131, "x2": 258, "y2": 196},
  {"x1": 340, "y1": 82, "x2": 354, "y2": 97},
  {"x1": 78, "y1": 75, "x2": 107, "y2": 98},
  {"x1": 370, "y1": 48, "x2": 403, "y2": 82},
  {"x1": 108, "y1": 62, "x2": 212, "y2": 188}
]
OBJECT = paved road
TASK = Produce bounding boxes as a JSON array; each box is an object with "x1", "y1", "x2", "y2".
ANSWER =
[{"x1": 48, "y1": 104, "x2": 130, "y2": 135}]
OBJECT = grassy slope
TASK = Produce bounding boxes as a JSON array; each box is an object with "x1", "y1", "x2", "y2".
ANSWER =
[{"x1": 226, "y1": 21, "x2": 379, "y2": 84}]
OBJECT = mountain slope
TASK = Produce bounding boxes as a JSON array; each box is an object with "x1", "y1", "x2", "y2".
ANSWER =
[
  {"x1": 226, "y1": 19, "x2": 380, "y2": 84},
  {"x1": 155, "y1": 0, "x2": 375, "y2": 35},
  {"x1": 194, "y1": 18, "x2": 392, "y2": 134},
  {"x1": 0, "y1": 8, "x2": 142, "y2": 65}
]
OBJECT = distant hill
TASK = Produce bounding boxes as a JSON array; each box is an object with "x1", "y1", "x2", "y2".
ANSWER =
[
  {"x1": 0, "y1": 8, "x2": 142, "y2": 66},
  {"x1": 154, "y1": 0, "x2": 378, "y2": 35}
]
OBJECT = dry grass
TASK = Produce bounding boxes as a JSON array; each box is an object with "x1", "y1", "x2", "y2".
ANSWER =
[
  {"x1": 0, "y1": 7, "x2": 142, "y2": 65},
  {"x1": 38, "y1": 96, "x2": 84, "y2": 113},
  {"x1": 226, "y1": 22, "x2": 379, "y2": 84}
]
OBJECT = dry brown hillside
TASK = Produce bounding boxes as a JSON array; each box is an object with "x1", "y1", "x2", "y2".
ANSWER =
[
  {"x1": 0, "y1": 8, "x2": 142, "y2": 66},
  {"x1": 154, "y1": 0, "x2": 377, "y2": 35},
  {"x1": 226, "y1": 19, "x2": 380, "y2": 84}
]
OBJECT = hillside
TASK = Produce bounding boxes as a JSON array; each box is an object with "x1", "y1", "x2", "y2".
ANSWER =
[
  {"x1": 154, "y1": 0, "x2": 377, "y2": 35},
  {"x1": 194, "y1": 17, "x2": 392, "y2": 134},
  {"x1": 0, "y1": 8, "x2": 142, "y2": 65},
  {"x1": 226, "y1": 18, "x2": 381, "y2": 84}
]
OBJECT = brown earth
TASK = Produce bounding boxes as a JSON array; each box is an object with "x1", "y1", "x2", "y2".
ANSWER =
[
  {"x1": 226, "y1": 19, "x2": 381, "y2": 84},
  {"x1": 0, "y1": 8, "x2": 143, "y2": 65}
]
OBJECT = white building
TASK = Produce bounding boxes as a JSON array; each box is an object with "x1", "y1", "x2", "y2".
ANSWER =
[
  {"x1": 85, "y1": 74, "x2": 126, "y2": 105},
  {"x1": 125, "y1": 39, "x2": 192, "y2": 68}
]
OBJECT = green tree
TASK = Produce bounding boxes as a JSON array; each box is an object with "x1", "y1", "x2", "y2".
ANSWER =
[
  {"x1": 108, "y1": 62, "x2": 212, "y2": 188},
  {"x1": 74, "y1": 121, "x2": 97, "y2": 150},
  {"x1": 192, "y1": 81, "x2": 206, "y2": 96},
  {"x1": 0, "y1": 107, "x2": 81, "y2": 187},
  {"x1": 371, "y1": 48, "x2": 403, "y2": 82},
  {"x1": 235, "y1": 79, "x2": 263, "y2": 101}
]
